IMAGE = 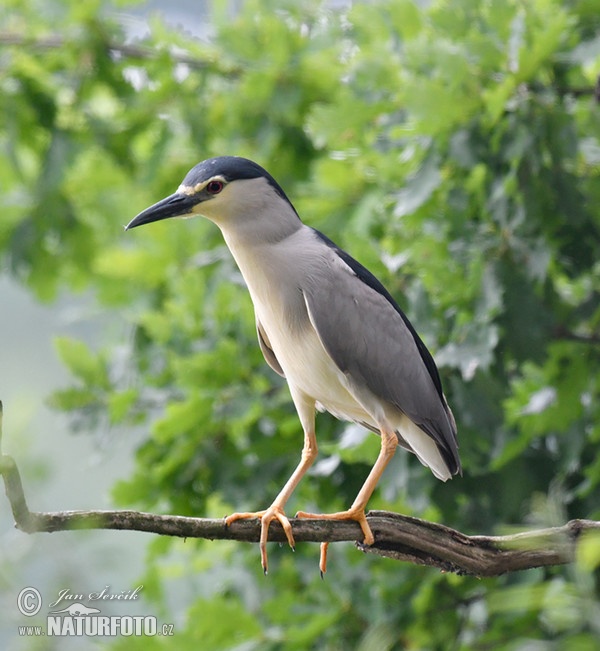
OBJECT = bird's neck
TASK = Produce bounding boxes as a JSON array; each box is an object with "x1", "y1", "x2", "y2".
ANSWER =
[
  {"x1": 217, "y1": 201, "x2": 303, "y2": 276},
  {"x1": 219, "y1": 209, "x2": 301, "y2": 247},
  {"x1": 220, "y1": 226, "x2": 291, "y2": 286},
  {"x1": 220, "y1": 222, "x2": 312, "y2": 330}
]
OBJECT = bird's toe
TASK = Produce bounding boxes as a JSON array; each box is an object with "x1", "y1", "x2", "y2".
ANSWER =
[{"x1": 224, "y1": 505, "x2": 295, "y2": 574}]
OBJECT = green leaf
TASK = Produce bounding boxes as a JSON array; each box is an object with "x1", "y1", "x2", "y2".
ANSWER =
[
  {"x1": 576, "y1": 531, "x2": 600, "y2": 572},
  {"x1": 53, "y1": 337, "x2": 108, "y2": 388},
  {"x1": 107, "y1": 388, "x2": 139, "y2": 423}
]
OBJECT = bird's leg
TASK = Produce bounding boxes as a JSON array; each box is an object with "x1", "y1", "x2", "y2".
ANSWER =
[
  {"x1": 296, "y1": 427, "x2": 398, "y2": 574},
  {"x1": 225, "y1": 428, "x2": 318, "y2": 574}
]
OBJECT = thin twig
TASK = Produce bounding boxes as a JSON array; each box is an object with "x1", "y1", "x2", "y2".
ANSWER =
[
  {"x1": 1, "y1": 32, "x2": 598, "y2": 101},
  {"x1": 552, "y1": 325, "x2": 600, "y2": 345},
  {"x1": 0, "y1": 31, "x2": 236, "y2": 73}
]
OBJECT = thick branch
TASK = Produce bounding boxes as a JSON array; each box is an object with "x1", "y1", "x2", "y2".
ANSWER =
[{"x1": 1, "y1": 443, "x2": 598, "y2": 576}]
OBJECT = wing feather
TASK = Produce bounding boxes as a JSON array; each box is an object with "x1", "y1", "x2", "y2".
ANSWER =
[
  {"x1": 256, "y1": 319, "x2": 285, "y2": 377},
  {"x1": 303, "y1": 239, "x2": 460, "y2": 475}
]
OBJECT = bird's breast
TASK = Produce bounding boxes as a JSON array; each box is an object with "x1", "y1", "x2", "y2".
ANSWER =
[{"x1": 222, "y1": 230, "x2": 367, "y2": 417}]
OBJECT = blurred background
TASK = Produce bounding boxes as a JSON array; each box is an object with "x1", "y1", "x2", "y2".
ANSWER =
[{"x1": 1, "y1": 0, "x2": 599, "y2": 649}]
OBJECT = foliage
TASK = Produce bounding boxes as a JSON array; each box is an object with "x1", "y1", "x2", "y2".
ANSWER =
[{"x1": 2, "y1": 0, "x2": 600, "y2": 648}]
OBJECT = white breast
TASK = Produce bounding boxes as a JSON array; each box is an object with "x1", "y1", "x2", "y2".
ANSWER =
[{"x1": 222, "y1": 226, "x2": 374, "y2": 424}]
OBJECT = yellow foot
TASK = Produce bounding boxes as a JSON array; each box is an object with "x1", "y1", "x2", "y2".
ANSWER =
[
  {"x1": 295, "y1": 507, "x2": 375, "y2": 574},
  {"x1": 225, "y1": 505, "x2": 295, "y2": 574},
  {"x1": 319, "y1": 542, "x2": 328, "y2": 578},
  {"x1": 295, "y1": 507, "x2": 374, "y2": 545}
]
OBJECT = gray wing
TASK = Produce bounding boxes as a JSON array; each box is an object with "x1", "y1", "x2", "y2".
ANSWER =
[
  {"x1": 302, "y1": 245, "x2": 460, "y2": 475},
  {"x1": 256, "y1": 319, "x2": 285, "y2": 377}
]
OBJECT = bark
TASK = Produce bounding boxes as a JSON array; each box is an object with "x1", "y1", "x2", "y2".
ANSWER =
[{"x1": 2, "y1": 450, "x2": 598, "y2": 577}]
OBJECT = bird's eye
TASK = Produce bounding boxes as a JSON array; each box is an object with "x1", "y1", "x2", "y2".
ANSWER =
[{"x1": 206, "y1": 180, "x2": 224, "y2": 195}]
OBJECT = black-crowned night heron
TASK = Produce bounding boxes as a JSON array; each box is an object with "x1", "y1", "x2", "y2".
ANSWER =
[{"x1": 126, "y1": 156, "x2": 460, "y2": 574}]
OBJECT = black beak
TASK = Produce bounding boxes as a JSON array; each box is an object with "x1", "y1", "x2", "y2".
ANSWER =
[{"x1": 125, "y1": 193, "x2": 199, "y2": 230}]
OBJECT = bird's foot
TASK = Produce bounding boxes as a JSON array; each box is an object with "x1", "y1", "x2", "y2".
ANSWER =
[
  {"x1": 225, "y1": 505, "x2": 295, "y2": 574},
  {"x1": 295, "y1": 507, "x2": 374, "y2": 576}
]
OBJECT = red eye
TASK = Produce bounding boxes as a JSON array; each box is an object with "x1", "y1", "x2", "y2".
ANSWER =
[{"x1": 206, "y1": 180, "x2": 224, "y2": 195}]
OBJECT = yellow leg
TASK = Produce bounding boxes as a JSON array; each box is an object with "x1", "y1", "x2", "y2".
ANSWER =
[
  {"x1": 225, "y1": 429, "x2": 318, "y2": 574},
  {"x1": 297, "y1": 427, "x2": 398, "y2": 575}
]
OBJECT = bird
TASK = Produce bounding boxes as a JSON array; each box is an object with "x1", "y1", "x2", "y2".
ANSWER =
[{"x1": 126, "y1": 156, "x2": 461, "y2": 574}]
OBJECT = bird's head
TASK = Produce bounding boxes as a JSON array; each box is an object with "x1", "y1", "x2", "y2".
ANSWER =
[{"x1": 126, "y1": 156, "x2": 300, "y2": 240}]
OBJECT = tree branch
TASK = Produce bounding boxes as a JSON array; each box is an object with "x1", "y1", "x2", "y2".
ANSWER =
[
  {"x1": 2, "y1": 31, "x2": 599, "y2": 103},
  {"x1": 1, "y1": 402, "x2": 598, "y2": 577},
  {"x1": 552, "y1": 325, "x2": 600, "y2": 345},
  {"x1": 0, "y1": 31, "x2": 239, "y2": 74}
]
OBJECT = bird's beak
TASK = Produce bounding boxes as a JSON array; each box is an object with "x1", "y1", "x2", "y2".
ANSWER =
[{"x1": 125, "y1": 192, "x2": 198, "y2": 230}]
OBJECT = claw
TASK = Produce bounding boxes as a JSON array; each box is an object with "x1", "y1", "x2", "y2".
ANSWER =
[
  {"x1": 319, "y1": 542, "x2": 328, "y2": 578},
  {"x1": 225, "y1": 505, "x2": 295, "y2": 573},
  {"x1": 260, "y1": 541, "x2": 269, "y2": 575},
  {"x1": 296, "y1": 507, "x2": 375, "y2": 573}
]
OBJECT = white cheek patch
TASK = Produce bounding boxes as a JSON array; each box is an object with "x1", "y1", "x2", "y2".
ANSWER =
[
  {"x1": 177, "y1": 184, "x2": 197, "y2": 196},
  {"x1": 178, "y1": 175, "x2": 227, "y2": 197}
]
